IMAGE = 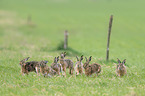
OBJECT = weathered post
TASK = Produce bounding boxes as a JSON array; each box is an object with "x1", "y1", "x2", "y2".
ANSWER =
[
  {"x1": 106, "y1": 15, "x2": 113, "y2": 61},
  {"x1": 27, "y1": 15, "x2": 31, "y2": 25},
  {"x1": 64, "y1": 30, "x2": 68, "y2": 49}
]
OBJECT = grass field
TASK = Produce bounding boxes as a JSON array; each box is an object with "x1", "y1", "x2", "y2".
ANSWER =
[{"x1": 0, "y1": 0, "x2": 145, "y2": 96}]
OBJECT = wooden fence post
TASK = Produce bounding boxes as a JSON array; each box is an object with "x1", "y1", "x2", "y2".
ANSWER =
[
  {"x1": 64, "y1": 30, "x2": 68, "y2": 49},
  {"x1": 27, "y1": 15, "x2": 31, "y2": 25},
  {"x1": 106, "y1": 15, "x2": 113, "y2": 61}
]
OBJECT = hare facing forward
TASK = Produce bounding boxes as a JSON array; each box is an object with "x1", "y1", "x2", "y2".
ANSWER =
[
  {"x1": 60, "y1": 52, "x2": 74, "y2": 76},
  {"x1": 75, "y1": 55, "x2": 84, "y2": 75},
  {"x1": 83, "y1": 56, "x2": 101, "y2": 77},
  {"x1": 19, "y1": 57, "x2": 40, "y2": 75},
  {"x1": 116, "y1": 58, "x2": 127, "y2": 77},
  {"x1": 51, "y1": 56, "x2": 63, "y2": 76},
  {"x1": 39, "y1": 61, "x2": 57, "y2": 77}
]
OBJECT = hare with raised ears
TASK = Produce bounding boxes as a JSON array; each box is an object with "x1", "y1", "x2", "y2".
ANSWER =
[
  {"x1": 51, "y1": 56, "x2": 63, "y2": 76},
  {"x1": 83, "y1": 56, "x2": 101, "y2": 77},
  {"x1": 19, "y1": 57, "x2": 30, "y2": 75},
  {"x1": 75, "y1": 55, "x2": 84, "y2": 75},
  {"x1": 39, "y1": 60, "x2": 57, "y2": 77},
  {"x1": 116, "y1": 58, "x2": 127, "y2": 77},
  {"x1": 19, "y1": 57, "x2": 40, "y2": 75},
  {"x1": 60, "y1": 52, "x2": 74, "y2": 76}
]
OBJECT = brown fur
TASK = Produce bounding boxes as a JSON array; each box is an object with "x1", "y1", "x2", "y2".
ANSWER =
[
  {"x1": 19, "y1": 57, "x2": 40, "y2": 75},
  {"x1": 116, "y1": 58, "x2": 127, "y2": 77},
  {"x1": 51, "y1": 56, "x2": 63, "y2": 76},
  {"x1": 75, "y1": 55, "x2": 84, "y2": 75},
  {"x1": 39, "y1": 60, "x2": 57, "y2": 77},
  {"x1": 83, "y1": 56, "x2": 101, "y2": 77},
  {"x1": 60, "y1": 52, "x2": 74, "y2": 76}
]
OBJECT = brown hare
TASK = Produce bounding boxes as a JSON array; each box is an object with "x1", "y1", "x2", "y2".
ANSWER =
[
  {"x1": 60, "y1": 52, "x2": 74, "y2": 76},
  {"x1": 83, "y1": 56, "x2": 101, "y2": 77},
  {"x1": 116, "y1": 58, "x2": 127, "y2": 77},
  {"x1": 51, "y1": 56, "x2": 63, "y2": 76},
  {"x1": 19, "y1": 57, "x2": 40, "y2": 75},
  {"x1": 39, "y1": 60, "x2": 57, "y2": 77},
  {"x1": 75, "y1": 55, "x2": 84, "y2": 75}
]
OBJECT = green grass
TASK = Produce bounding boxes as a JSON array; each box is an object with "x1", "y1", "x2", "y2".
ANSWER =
[{"x1": 0, "y1": 0, "x2": 145, "y2": 95}]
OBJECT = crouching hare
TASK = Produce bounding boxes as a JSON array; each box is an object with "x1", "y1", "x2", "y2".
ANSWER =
[
  {"x1": 83, "y1": 56, "x2": 101, "y2": 77},
  {"x1": 75, "y1": 55, "x2": 84, "y2": 75},
  {"x1": 39, "y1": 60, "x2": 57, "y2": 77},
  {"x1": 116, "y1": 58, "x2": 127, "y2": 77},
  {"x1": 51, "y1": 56, "x2": 63, "y2": 76}
]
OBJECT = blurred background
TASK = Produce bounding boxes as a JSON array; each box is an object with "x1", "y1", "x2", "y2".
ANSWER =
[{"x1": 0, "y1": 0, "x2": 145, "y2": 61}]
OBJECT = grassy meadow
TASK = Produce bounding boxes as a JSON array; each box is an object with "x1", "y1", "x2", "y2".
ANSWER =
[{"x1": 0, "y1": 0, "x2": 145, "y2": 95}]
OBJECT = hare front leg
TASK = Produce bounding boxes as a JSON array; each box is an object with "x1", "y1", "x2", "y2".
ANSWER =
[
  {"x1": 63, "y1": 67, "x2": 66, "y2": 77},
  {"x1": 57, "y1": 70, "x2": 60, "y2": 76},
  {"x1": 35, "y1": 67, "x2": 40, "y2": 76},
  {"x1": 76, "y1": 68, "x2": 79, "y2": 75},
  {"x1": 80, "y1": 68, "x2": 84, "y2": 75}
]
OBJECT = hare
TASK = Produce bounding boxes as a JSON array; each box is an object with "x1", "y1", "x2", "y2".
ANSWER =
[
  {"x1": 51, "y1": 56, "x2": 63, "y2": 76},
  {"x1": 19, "y1": 57, "x2": 40, "y2": 75},
  {"x1": 75, "y1": 55, "x2": 84, "y2": 75},
  {"x1": 116, "y1": 58, "x2": 127, "y2": 77},
  {"x1": 60, "y1": 52, "x2": 74, "y2": 76},
  {"x1": 83, "y1": 56, "x2": 101, "y2": 77},
  {"x1": 39, "y1": 61, "x2": 57, "y2": 77}
]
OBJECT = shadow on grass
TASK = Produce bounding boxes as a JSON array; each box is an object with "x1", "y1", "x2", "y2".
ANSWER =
[
  {"x1": 0, "y1": 46, "x2": 17, "y2": 51},
  {"x1": 98, "y1": 59, "x2": 130, "y2": 67},
  {"x1": 40, "y1": 46, "x2": 82, "y2": 57},
  {"x1": 98, "y1": 59, "x2": 117, "y2": 65},
  {"x1": 40, "y1": 41, "x2": 83, "y2": 56}
]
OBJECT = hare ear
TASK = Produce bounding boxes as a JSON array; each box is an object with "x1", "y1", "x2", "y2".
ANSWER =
[
  {"x1": 76, "y1": 56, "x2": 79, "y2": 61},
  {"x1": 89, "y1": 56, "x2": 92, "y2": 62},
  {"x1": 45, "y1": 61, "x2": 48, "y2": 64},
  {"x1": 64, "y1": 52, "x2": 66, "y2": 57},
  {"x1": 85, "y1": 57, "x2": 88, "y2": 62},
  {"x1": 24, "y1": 57, "x2": 30, "y2": 61},
  {"x1": 54, "y1": 57, "x2": 56, "y2": 62},
  {"x1": 57, "y1": 56, "x2": 59, "y2": 61},
  {"x1": 117, "y1": 58, "x2": 121, "y2": 63},
  {"x1": 80, "y1": 55, "x2": 83, "y2": 61},
  {"x1": 122, "y1": 59, "x2": 126, "y2": 64}
]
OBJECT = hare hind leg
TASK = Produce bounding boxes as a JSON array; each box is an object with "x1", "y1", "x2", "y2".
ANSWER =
[
  {"x1": 69, "y1": 67, "x2": 71, "y2": 75},
  {"x1": 57, "y1": 70, "x2": 60, "y2": 76},
  {"x1": 95, "y1": 72, "x2": 99, "y2": 77},
  {"x1": 69, "y1": 67, "x2": 74, "y2": 75},
  {"x1": 71, "y1": 68, "x2": 74, "y2": 75}
]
